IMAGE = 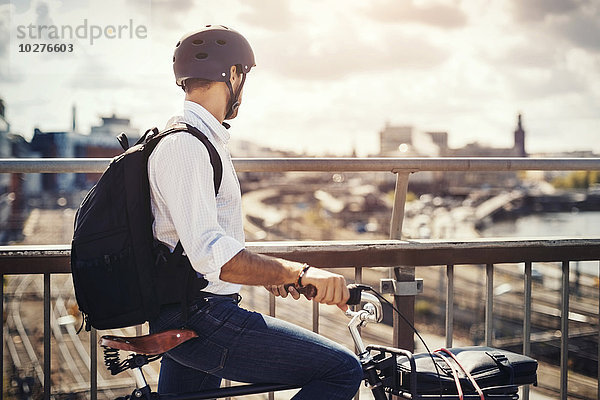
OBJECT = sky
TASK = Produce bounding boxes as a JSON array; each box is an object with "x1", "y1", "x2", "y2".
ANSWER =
[{"x1": 0, "y1": 0, "x2": 599, "y2": 156}]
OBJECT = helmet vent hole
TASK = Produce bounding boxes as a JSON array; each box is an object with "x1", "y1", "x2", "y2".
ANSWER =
[
  {"x1": 216, "y1": 39, "x2": 226, "y2": 45},
  {"x1": 172, "y1": 56, "x2": 176, "y2": 62},
  {"x1": 205, "y1": 24, "x2": 211, "y2": 27},
  {"x1": 195, "y1": 53, "x2": 208, "y2": 60},
  {"x1": 192, "y1": 39, "x2": 204, "y2": 45},
  {"x1": 175, "y1": 41, "x2": 180, "y2": 47}
]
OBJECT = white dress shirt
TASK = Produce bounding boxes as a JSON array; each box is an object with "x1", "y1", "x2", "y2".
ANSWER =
[{"x1": 148, "y1": 101, "x2": 245, "y2": 295}]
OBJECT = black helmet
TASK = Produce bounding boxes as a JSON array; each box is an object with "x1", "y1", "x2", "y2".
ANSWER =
[{"x1": 173, "y1": 25, "x2": 255, "y2": 87}]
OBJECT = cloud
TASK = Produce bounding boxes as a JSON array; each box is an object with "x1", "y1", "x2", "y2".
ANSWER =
[
  {"x1": 556, "y1": 11, "x2": 600, "y2": 51},
  {"x1": 257, "y1": 27, "x2": 449, "y2": 81},
  {"x1": 506, "y1": 68, "x2": 587, "y2": 99},
  {"x1": 113, "y1": 0, "x2": 195, "y2": 30},
  {"x1": 237, "y1": 0, "x2": 296, "y2": 31},
  {"x1": 510, "y1": 0, "x2": 582, "y2": 22},
  {"x1": 502, "y1": 43, "x2": 558, "y2": 69},
  {"x1": 67, "y1": 55, "x2": 128, "y2": 89},
  {"x1": 0, "y1": 5, "x2": 15, "y2": 82},
  {"x1": 509, "y1": 0, "x2": 600, "y2": 52},
  {"x1": 151, "y1": 0, "x2": 195, "y2": 14},
  {"x1": 0, "y1": 5, "x2": 9, "y2": 57},
  {"x1": 365, "y1": 0, "x2": 468, "y2": 29},
  {"x1": 2, "y1": 0, "x2": 33, "y2": 14}
]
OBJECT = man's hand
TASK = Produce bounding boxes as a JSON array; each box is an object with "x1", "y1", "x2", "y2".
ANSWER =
[
  {"x1": 301, "y1": 268, "x2": 350, "y2": 311},
  {"x1": 220, "y1": 250, "x2": 348, "y2": 310},
  {"x1": 264, "y1": 284, "x2": 300, "y2": 300}
]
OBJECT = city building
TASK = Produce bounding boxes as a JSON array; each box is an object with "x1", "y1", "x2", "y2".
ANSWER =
[
  {"x1": 30, "y1": 128, "x2": 76, "y2": 192},
  {"x1": 0, "y1": 98, "x2": 44, "y2": 242},
  {"x1": 72, "y1": 113, "x2": 141, "y2": 185},
  {"x1": 377, "y1": 114, "x2": 529, "y2": 192},
  {"x1": 445, "y1": 114, "x2": 527, "y2": 158},
  {"x1": 0, "y1": 98, "x2": 12, "y2": 242},
  {"x1": 379, "y1": 124, "x2": 413, "y2": 155},
  {"x1": 79, "y1": 113, "x2": 140, "y2": 158}
]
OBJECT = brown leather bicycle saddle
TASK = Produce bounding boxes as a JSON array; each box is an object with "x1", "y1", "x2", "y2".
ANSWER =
[{"x1": 99, "y1": 329, "x2": 198, "y2": 355}]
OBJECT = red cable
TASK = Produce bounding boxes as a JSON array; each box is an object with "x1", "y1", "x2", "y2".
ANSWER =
[
  {"x1": 436, "y1": 348, "x2": 485, "y2": 400},
  {"x1": 433, "y1": 351, "x2": 464, "y2": 400}
]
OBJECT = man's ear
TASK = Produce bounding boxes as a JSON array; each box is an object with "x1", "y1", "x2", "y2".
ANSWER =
[{"x1": 229, "y1": 65, "x2": 237, "y2": 84}]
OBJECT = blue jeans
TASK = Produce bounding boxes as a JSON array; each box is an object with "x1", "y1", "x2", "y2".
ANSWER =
[{"x1": 149, "y1": 295, "x2": 363, "y2": 400}]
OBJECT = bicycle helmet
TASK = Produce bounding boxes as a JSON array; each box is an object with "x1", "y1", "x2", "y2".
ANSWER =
[{"x1": 173, "y1": 25, "x2": 255, "y2": 120}]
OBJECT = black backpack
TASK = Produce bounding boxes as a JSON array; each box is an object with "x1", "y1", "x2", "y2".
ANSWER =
[{"x1": 71, "y1": 123, "x2": 222, "y2": 331}]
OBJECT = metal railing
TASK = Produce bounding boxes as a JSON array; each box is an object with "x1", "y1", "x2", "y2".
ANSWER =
[
  {"x1": 1, "y1": 157, "x2": 600, "y2": 400},
  {"x1": 2, "y1": 157, "x2": 600, "y2": 173},
  {"x1": 2, "y1": 240, "x2": 599, "y2": 400}
]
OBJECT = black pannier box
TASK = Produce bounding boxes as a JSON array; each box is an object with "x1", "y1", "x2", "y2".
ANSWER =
[{"x1": 397, "y1": 346, "x2": 537, "y2": 396}]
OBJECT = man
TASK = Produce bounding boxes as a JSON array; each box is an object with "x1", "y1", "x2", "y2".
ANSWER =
[{"x1": 147, "y1": 25, "x2": 363, "y2": 399}]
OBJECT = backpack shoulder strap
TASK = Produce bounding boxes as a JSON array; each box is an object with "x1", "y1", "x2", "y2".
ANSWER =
[
  {"x1": 182, "y1": 123, "x2": 223, "y2": 196},
  {"x1": 149, "y1": 123, "x2": 223, "y2": 195},
  {"x1": 159, "y1": 123, "x2": 224, "y2": 321},
  {"x1": 158, "y1": 123, "x2": 224, "y2": 272}
]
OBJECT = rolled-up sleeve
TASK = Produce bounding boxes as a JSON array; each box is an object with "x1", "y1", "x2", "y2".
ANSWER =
[{"x1": 149, "y1": 133, "x2": 244, "y2": 282}]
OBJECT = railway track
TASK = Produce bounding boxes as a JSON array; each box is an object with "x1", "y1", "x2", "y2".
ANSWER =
[
  {"x1": 5, "y1": 275, "x2": 44, "y2": 398},
  {"x1": 4, "y1": 274, "x2": 162, "y2": 399}
]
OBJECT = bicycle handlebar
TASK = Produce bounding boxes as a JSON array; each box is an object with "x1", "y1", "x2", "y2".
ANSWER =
[{"x1": 282, "y1": 283, "x2": 370, "y2": 305}]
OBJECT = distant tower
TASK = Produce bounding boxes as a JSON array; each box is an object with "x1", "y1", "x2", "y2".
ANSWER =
[
  {"x1": 514, "y1": 113, "x2": 526, "y2": 157},
  {"x1": 72, "y1": 104, "x2": 77, "y2": 133}
]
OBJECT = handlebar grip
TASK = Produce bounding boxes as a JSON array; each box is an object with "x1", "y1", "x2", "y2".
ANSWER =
[
  {"x1": 346, "y1": 284, "x2": 364, "y2": 305},
  {"x1": 282, "y1": 283, "x2": 368, "y2": 305}
]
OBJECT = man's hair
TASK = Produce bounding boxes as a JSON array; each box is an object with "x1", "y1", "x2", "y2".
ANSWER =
[
  {"x1": 183, "y1": 66, "x2": 244, "y2": 94},
  {"x1": 183, "y1": 78, "x2": 215, "y2": 94}
]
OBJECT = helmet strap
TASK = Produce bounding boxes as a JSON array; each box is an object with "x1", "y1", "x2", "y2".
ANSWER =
[{"x1": 224, "y1": 71, "x2": 247, "y2": 121}]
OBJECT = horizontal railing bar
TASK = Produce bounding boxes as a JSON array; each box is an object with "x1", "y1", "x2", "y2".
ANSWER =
[
  {"x1": 1, "y1": 157, "x2": 600, "y2": 174},
  {"x1": 2, "y1": 238, "x2": 600, "y2": 274}
]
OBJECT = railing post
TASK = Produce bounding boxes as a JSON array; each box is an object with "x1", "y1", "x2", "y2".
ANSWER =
[
  {"x1": 312, "y1": 302, "x2": 319, "y2": 334},
  {"x1": 485, "y1": 264, "x2": 494, "y2": 346},
  {"x1": 90, "y1": 328, "x2": 97, "y2": 400},
  {"x1": 353, "y1": 267, "x2": 362, "y2": 350},
  {"x1": 522, "y1": 262, "x2": 532, "y2": 400},
  {"x1": 389, "y1": 172, "x2": 409, "y2": 240},
  {"x1": 560, "y1": 261, "x2": 569, "y2": 400},
  {"x1": 43, "y1": 273, "x2": 51, "y2": 400},
  {"x1": 1, "y1": 273, "x2": 3, "y2": 400},
  {"x1": 353, "y1": 267, "x2": 363, "y2": 400},
  {"x1": 269, "y1": 293, "x2": 276, "y2": 318},
  {"x1": 445, "y1": 265, "x2": 454, "y2": 348},
  {"x1": 389, "y1": 172, "x2": 414, "y2": 352},
  {"x1": 268, "y1": 295, "x2": 275, "y2": 400}
]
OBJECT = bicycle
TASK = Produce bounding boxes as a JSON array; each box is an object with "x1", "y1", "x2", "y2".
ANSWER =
[{"x1": 100, "y1": 285, "x2": 537, "y2": 400}]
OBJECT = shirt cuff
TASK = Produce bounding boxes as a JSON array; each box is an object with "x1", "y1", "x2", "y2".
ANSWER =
[{"x1": 201, "y1": 236, "x2": 245, "y2": 283}]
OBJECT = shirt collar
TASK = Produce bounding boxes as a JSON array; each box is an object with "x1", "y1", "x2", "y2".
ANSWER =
[{"x1": 182, "y1": 100, "x2": 231, "y2": 144}]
